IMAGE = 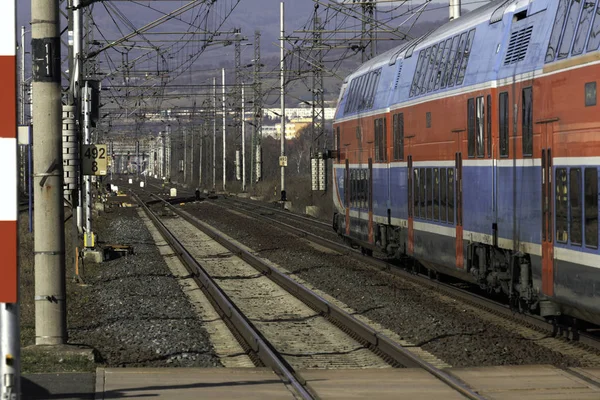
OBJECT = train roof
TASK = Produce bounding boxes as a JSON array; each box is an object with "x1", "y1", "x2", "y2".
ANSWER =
[{"x1": 344, "y1": 0, "x2": 534, "y2": 83}]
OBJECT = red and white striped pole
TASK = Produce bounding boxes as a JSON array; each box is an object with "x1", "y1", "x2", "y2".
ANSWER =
[{"x1": 0, "y1": 1, "x2": 20, "y2": 399}]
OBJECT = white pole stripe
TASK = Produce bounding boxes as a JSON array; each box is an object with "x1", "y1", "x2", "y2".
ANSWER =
[
  {"x1": 0, "y1": 138, "x2": 17, "y2": 221},
  {"x1": 0, "y1": 2, "x2": 15, "y2": 56}
]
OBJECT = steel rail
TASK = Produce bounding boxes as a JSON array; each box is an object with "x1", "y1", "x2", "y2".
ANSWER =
[
  {"x1": 147, "y1": 192, "x2": 484, "y2": 400},
  {"x1": 131, "y1": 191, "x2": 315, "y2": 400},
  {"x1": 224, "y1": 195, "x2": 331, "y2": 229},
  {"x1": 216, "y1": 196, "x2": 600, "y2": 353}
]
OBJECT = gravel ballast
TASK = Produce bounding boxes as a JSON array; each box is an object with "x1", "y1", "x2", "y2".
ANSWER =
[
  {"x1": 186, "y1": 200, "x2": 597, "y2": 369},
  {"x1": 68, "y1": 206, "x2": 221, "y2": 368}
]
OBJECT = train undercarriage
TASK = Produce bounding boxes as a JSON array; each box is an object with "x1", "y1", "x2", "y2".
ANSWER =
[{"x1": 333, "y1": 213, "x2": 599, "y2": 333}]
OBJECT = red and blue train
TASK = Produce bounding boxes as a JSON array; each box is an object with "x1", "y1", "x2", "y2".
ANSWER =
[{"x1": 332, "y1": 0, "x2": 600, "y2": 326}]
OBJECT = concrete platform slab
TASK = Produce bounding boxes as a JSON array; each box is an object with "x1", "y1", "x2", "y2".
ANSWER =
[
  {"x1": 298, "y1": 369, "x2": 465, "y2": 400},
  {"x1": 449, "y1": 365, "x2": 600, "y2": 400},
  {"x1": 23, "y1": 373, "x2": 95, "y2": 400},
  {"x1": 92, "y1": 366, "x2": 600, "y2": 399},
  {"x1": 96, "y1": 368, "x2": 296, "y2": 399}
]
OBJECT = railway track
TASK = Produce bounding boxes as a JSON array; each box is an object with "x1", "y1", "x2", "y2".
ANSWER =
[
  {"x1": 217, "y1": 195, "x2": 600, "y2": 357},
  {"x1": 132, "y1": 189, "x2": 482, "y2": 400}
]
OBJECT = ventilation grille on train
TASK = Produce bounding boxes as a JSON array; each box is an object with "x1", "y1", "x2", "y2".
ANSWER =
[
  {"x1": 393, "y1": 61, "x2": 403, "y2": 90},
  {"x1": 504, "y1": 26, "x2": 533, "y2": 65}
]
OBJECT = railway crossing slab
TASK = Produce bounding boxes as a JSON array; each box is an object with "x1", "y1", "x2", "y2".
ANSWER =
[
  {"x1": 93, "y1": 365, "x2": 600, "y2": 399},
  {"x1": 447, "y1": 365, "x2": 600, "y2": 399},
  {"x1": 95, "y1": 368, "x2": 296, "y2": 399}
]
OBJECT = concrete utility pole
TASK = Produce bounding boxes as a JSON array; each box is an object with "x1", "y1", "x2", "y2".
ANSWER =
[
  {"x1": 73, "y1": 0, "x2": 83, "y2": 231},
  {"x1": 222, "y1": 68, "x2": 226, "y2": 192},
  {"x1": 251, "y1": 30, "x2": 262, "y2": 186},
  {"x1": 449, "y1": 0, "x2": 461, "y2": 20},
  {"x1": 83, "y1": 81, "x2": 94, "y2": 247},
  {"x1": 234, "y1": 32, "x2": 242, "y2": 151},
  {"x1": 241, "y1": 83, "x2": 246, "y2": 192},
  {"x1": 280, "y1": 1, "x2": 286, "y2": 202},
  {"x1": 1, "y1": 2, "x2": 19, "y2": 398},
  {"x1": 213, "y1": 77, "x2": 217, "y2": 190},
  {"x1": 31, "y1": 0, "x2": 67, "y2": 346},
  {"x1": 20, "y1": 26, "x2": 26, "y2": 125},
  {"x1": 199, "y1": 121, "x2": 203, "y2": 188}
]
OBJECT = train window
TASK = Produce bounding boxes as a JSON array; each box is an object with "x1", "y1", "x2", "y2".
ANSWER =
[
  {"x1": 360, "y1": 170, "x2": 364, "y2": 209},
  {"x1": 414, "y1": 168, "x2": 420, "y2": 218},
  {"x1": 448, "y1": 32, "x2": 467, "y2": 87},
  {"x1": 448, "y1": 169, "x2": 455, "y2": 224},
  {"x1": 419, "y1": 168, "x2": 427, "y2": 219},
  {"x1": 368, "y1": 70, "x2": 381, "y2": 109},
  {"x1": 363, "y1": 169, "x2": 368, "y2": 209},
  {"x1": 499, "y1": 92, "x2": 509, "y2": 157},
  {"x1": 558, "y1": 0, "x2": 584, "y2": 59},
  {"x1": 429, "y1": 43, "x2": 444, "y2": 92},
  {"x1": 355, "y1": 170, "x2": 359, "y2": 208},
  {"x1": 476, "y1": 96, "x2": 485, "y2": 158},
  {"x1": 587, "y1": 2, "x2": 600, "y2": 52},
  {"x1": 572, "y1": 1, "x2": 596, "y2": 56},
  {"x1": 434, "y1": 168, "x2": 440, "y2": 220},
  {"x1": 426, "y1": 112, "x2": 432, "y2": 128},
  {"x1": 352, "y1": 77, "x2": 363, "y2": 113},
  {"x1": 522, "y1": 87, "x2": 533, "y2": 157},
  {"x1": 393, "y1": 113, "x2": 404, "y2": 160},
  {"x1": 435, "y1": 39, "x2": 451, "y2": 90},
  {"x1": 486, "y1": 95, "x2": 492, "y2": 158},
  {"x1": 362, "y1": 169, "x2": 366, "y2": 209},
  {"x1": 362, "y1": 74, "x2": 373, "y2": 109},
  {"x1": 456, "y1": 29, "x2": 476, "y2": 86},
  {"x1": 417, "y1": 47, "x2": 432, "y2": 95},
  {"x1": 586, "y1": 82, "x2": 597, "y2": 106},
  {"x1": 350, "y1": 170, "x2": 355, "y2": 207},
  {"x1": 467, "y1": 98, "x2": 476, "y2": 158},
  {"x1": 374, "y1": 118, "x2": 387, "y2": 162},
  {"x1": 556, "y1": 168, "x2": 569, "y2": 243},
  {"x1": 352, "y1": 76, "x2": 364, "y2": 112},
  {"x1": 546, "y1": 0, "x2": 570, "y2": 62},
  {"x1": 410, "y1": 51, "x2": 426, "y2": 97},
  {"x1": 585, "y1": 168, "x2": 598, "y2": 248},
  {"x1": 423, "y1": 44, "x2": 438, "y2": 95},
  {"x1": 443, "y1": 35, "x2": 460, "y2": 89},
  {"x1": 365, "y1": 72, "x2": 374, "y2": 108},
  {"x1": 570, "y1": 168, "x2": 583, "y2": 246},
  {"x1": 336, "y1": 127, "x2": 340, "y2": 162},
  {"x1": 426, "y1": 168, "x2": 432, "y2": 220},
  {"x1": 440, "y1": 168, "x2": 447, "y2": 222},
  {"x1": 344, "y1": 79, "x2": 355, "y2": 114}
]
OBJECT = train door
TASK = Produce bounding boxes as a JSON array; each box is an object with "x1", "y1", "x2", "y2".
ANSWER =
[
  {"x1": 345, "y1": 159, "x2": 350, "y2": 236},
  {"x1": 455, "y1": 151, "x2": 464, "y2": 269},
  {"x1": 368, "y1": 158, "x2": 374, "y2": 243},
  {"x1": 541, "y1": 122, "x2": 555, "y2": 296},
  {"x1": 407, "y1": 155, "x2": 414, "y2": 255}
]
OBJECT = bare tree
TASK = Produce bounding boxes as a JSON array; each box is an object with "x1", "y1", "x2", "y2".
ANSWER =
[{"x1": 289, "y1": 125, "x2": 312, "y2": 176}]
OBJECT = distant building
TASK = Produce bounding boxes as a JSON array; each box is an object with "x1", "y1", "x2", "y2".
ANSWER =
[{"x1": 263, "y1": 107, "x2": 336, "y2": 121}]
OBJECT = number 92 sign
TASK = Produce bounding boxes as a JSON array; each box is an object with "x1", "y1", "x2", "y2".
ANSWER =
[{"x1": 82, "y1": 144, "x2": 108, "y2": 176}]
